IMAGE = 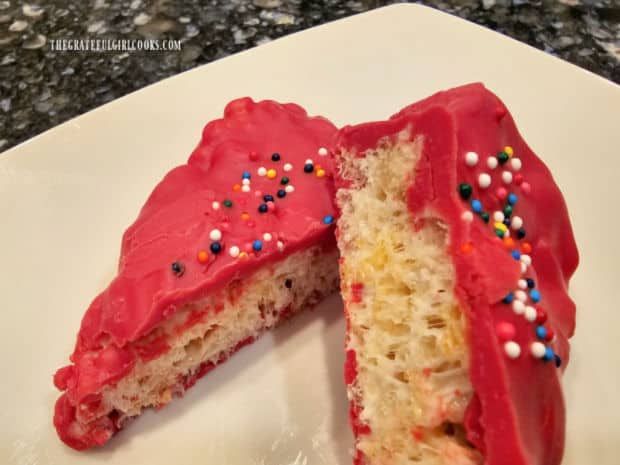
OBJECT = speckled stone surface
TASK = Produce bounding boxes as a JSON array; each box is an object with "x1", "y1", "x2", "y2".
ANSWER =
[{"x1": 0, "y1": 0, "x2": 618, "y2": 153}]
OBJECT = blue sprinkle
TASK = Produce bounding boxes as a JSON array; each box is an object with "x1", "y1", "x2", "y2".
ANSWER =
[
  {"x1": 503, "y1": 218, "x2": 511, "y2": 226},
  {"x1": 304, "y1": 163, "x2": 314, "y2": 173},
  {"x1": 210, "y1": 242, "x2": 222, "y2": 254},
  {"x1": 543, "y1": 346, "x2": 554, "y2": 362},
  {"x1": 277, "y1": 189, "x2": 286, "y2": 198},
  {"x1": 252, "y1": 240, "x2": 263, "y2": 252},
  {"x1": 263, "y1": 194, "x2": 274, "y2": 202},
  {"x1": 242, "y1": 171, "x2": 251, "y2": 179},
  {"x1": 508, "y1": 193, "x2": 518, "y2": 205},
  {"x1": 554, "y1": 354, "x2": 562, "y2": 368},
  {"x1": 323, "y1": 215, "x2": 334, "y2": 225},
  {"x1": 536, "y1": 326, "x2": 547, "y2": 340},
  {"x1": 471, "y1": 199, "x2": 482, "y2": 213},
  {"x1": 258, "y1": 203, "x2": 268, "y2": 213},
  {"x1": 502, "y1": 293, "x2": 514, "y2": 304},
  {"x1": 511, "y1": 250, "x2": 521, "y2": 260},
  {"x1": 530, "y1": 289, "x2": 541, "y2": 303}
]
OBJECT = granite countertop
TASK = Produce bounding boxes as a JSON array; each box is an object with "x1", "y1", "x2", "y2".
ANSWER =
[{"x1": 0, "y1": 0, "x2": 618, "y2": 154}]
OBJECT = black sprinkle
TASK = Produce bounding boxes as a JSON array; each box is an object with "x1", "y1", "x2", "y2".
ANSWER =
[
  {"x1": 271, "y1": 153, "x2": 281, "y2": 162},
  {"x1": 284, "y1": 279, "x2": 293, "y2": 289},
  {"x1": 171, "y1": 261, "x2": 185, "y2": 276}
]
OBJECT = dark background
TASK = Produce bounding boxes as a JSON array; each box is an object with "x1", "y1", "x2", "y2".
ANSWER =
[{"x1": 0, "y1": 0, "x2": 618, "y2": 154}]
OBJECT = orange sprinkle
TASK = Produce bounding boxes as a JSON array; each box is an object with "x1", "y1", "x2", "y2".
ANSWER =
[
  {"x1": 241, "y1": 212, "x2": 250, "y2": 221},
  {"x1": 239, "y1": 252, "x2": 248, "y2": 259},
  {"x1": 233, "y1": 184, "x2": 241, "y2": 192},
  {"x1": 460, "y1": 242, "x2": 473, "y2": 254},
  {"x1": 197, "y1": 250, "x2": 208, "y2": 263},
  {"x1": 316, "y1": 169, "x2": 326, "y2": 178},
  {"x1": 521, "y1": 242, "x2": 532, "y2": 254},
  {"x1": 503, "y1": 237, "x2": 515, "y2": 249}
]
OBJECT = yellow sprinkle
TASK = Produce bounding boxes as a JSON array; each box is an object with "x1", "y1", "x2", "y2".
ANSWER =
[
  {"x1": 316, "y1": 169, "x2": 326, "y2": 178},
  {"x1": 504, "y1": 146, "x2": 514, "y2": 157},
  {"x1": 494, "y1": 222, "x2": 508, "y2": 233},
  {"x1": 266, "y1": 169, "x2": 277, "y2": 179},
  {"x1": 239, "y1": 252, "x2": 248, "y2": 259},
  {"x1": 241, "y1": 212, "x2": 250, "y2": 220}
]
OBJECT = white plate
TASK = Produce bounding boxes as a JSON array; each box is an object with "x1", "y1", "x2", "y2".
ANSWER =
[{"x1": 1, "y1": 4, "x2": 619, "y2": 464}]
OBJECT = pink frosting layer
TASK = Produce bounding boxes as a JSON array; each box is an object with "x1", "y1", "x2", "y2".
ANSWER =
[
  {"x1": 337, "y1": 83, "x2": 578, "y2": 465},
  {"x1": 53, "y1": 98, "x2": 338, "y2": 450}
]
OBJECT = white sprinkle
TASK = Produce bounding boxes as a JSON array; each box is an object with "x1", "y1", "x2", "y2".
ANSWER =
[
  {"x1": 465, "y1": 151, "x2": 479, "y2": 166},
  {"x1": 285, "y1": 185, "x2": 294, "y2": 193},
  {"x1": 520, "y1": 254, "x2": 532, "y2": 266},
  {"x1": 258, "y1": 167, "x2": 267, "y2": 176},
  {"x1": 502, "y1": 171, "x2": 513, "y2": 184},
  {"x1": 521, "y1": 262, "x2": 528, "y2": 274},
  {"x1": 530, "y1": 342, "x2": 546, "y2": 359},
  {"x1": 241, "y1": 185, "x2": 250, "y2": 193},
  {"x1": 478, "y1": 173, "x2": 492, "y2": 189},
  {"x1": 512, "y1": 300, "x2": 525, "y2": 315},
  {"x1": 504, "y1": 341, "x2": 521, "y2": 359},
  {"x1": 305, "y1": 159, "x2": 313, "y2": 165},
  {"x1": 510, "y1": 158, "x2": 522, "y2": 171},
  {"x1": 518, "y1": 279, "x2": 528, "y2": 290},
  {"x1": 283, "y1": 163, "x2": 293, "y2": 172},
  {"x1": 487, "y1": 156, "x2": 498, "y2": 169},
  {"x1": 229, "y1": 246, "x2": 240, "y2": 258},
  {"x1": 277, "y1": 241, "x2": 285, "y2": 251},
  {"x1": 525, "y1": 306, "x2": 538, "y2": 322},
  {"x1": 461, "y1": 211, "x2": 474, "y2": 222},
  {"x1": 318, "y1": 147, "x2": 328, "y2": 156},
  {"x1": 242, "y1": 178, "x2": 250, "y2": 186},
  {"x1": 209, "y1": 229, "x2": 222, "y2": 241},
  {"x1": 263, "y1": 233, "x2": 273, "y2": 242},
  {"x1": 511, "y1": 216, "x2": 523, "y2": 230},
  {"x1": 515, "y1": 290, "x2": 527, "y2": 302},
  {"x1": 493, "y1": 211, "x2": 505, "y2": 223},
  {"x1": 212, "y1": 201, "x2": 220, "y2": 210}
]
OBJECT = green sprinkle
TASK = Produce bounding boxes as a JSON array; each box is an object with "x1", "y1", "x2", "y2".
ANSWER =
[
  {"x1": 481, "y1": 212, "x2": 490, "y2": 223},
  {"x1": 503, "y1": 205, "x2": 513, "y2": 217},
  {"x1": 280, "y1": 176, "x2": 290, "y2": 185},
  {"x1": 497, "y1": 152, "x2": 509, "y2": 164},
  {"x1": 458, "y1": 183, "x2": 473, "y2": 200},
  {"x1": 223, "y1": 199, "x2": 233, "y2": 208},
  {"x1": 495, "y1": 229, "x2": 505, "y2": 238}
]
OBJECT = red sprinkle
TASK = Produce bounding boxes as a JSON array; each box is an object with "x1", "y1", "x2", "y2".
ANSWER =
[
  {"x1": 545, "y1": 328, "x2": 555, "y2": 342},
  {"x1": 411, "y1": 428, "x2": 425, "y2": 442},
  {"x1": 249, "y1": 151, "x2": 258, "y2": 161},
  {"x1": 521, "y1": 182, "x2": 532, "y2": 194},
  {"x1": 514, "y1": 173, "x2": 524, "y2": 185},
  {"x1": 496, "y1": 187, "x2": 508, "y2": 200},
  {"x1": 351, "y1": 282, "x2": 364, "y2": 303},
  {"x1": 496, "y1": 321, "x2": 516, "y2": 341},
  {"x1": 536, "y1": 307, "x2": 548, "y2": 324}
]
